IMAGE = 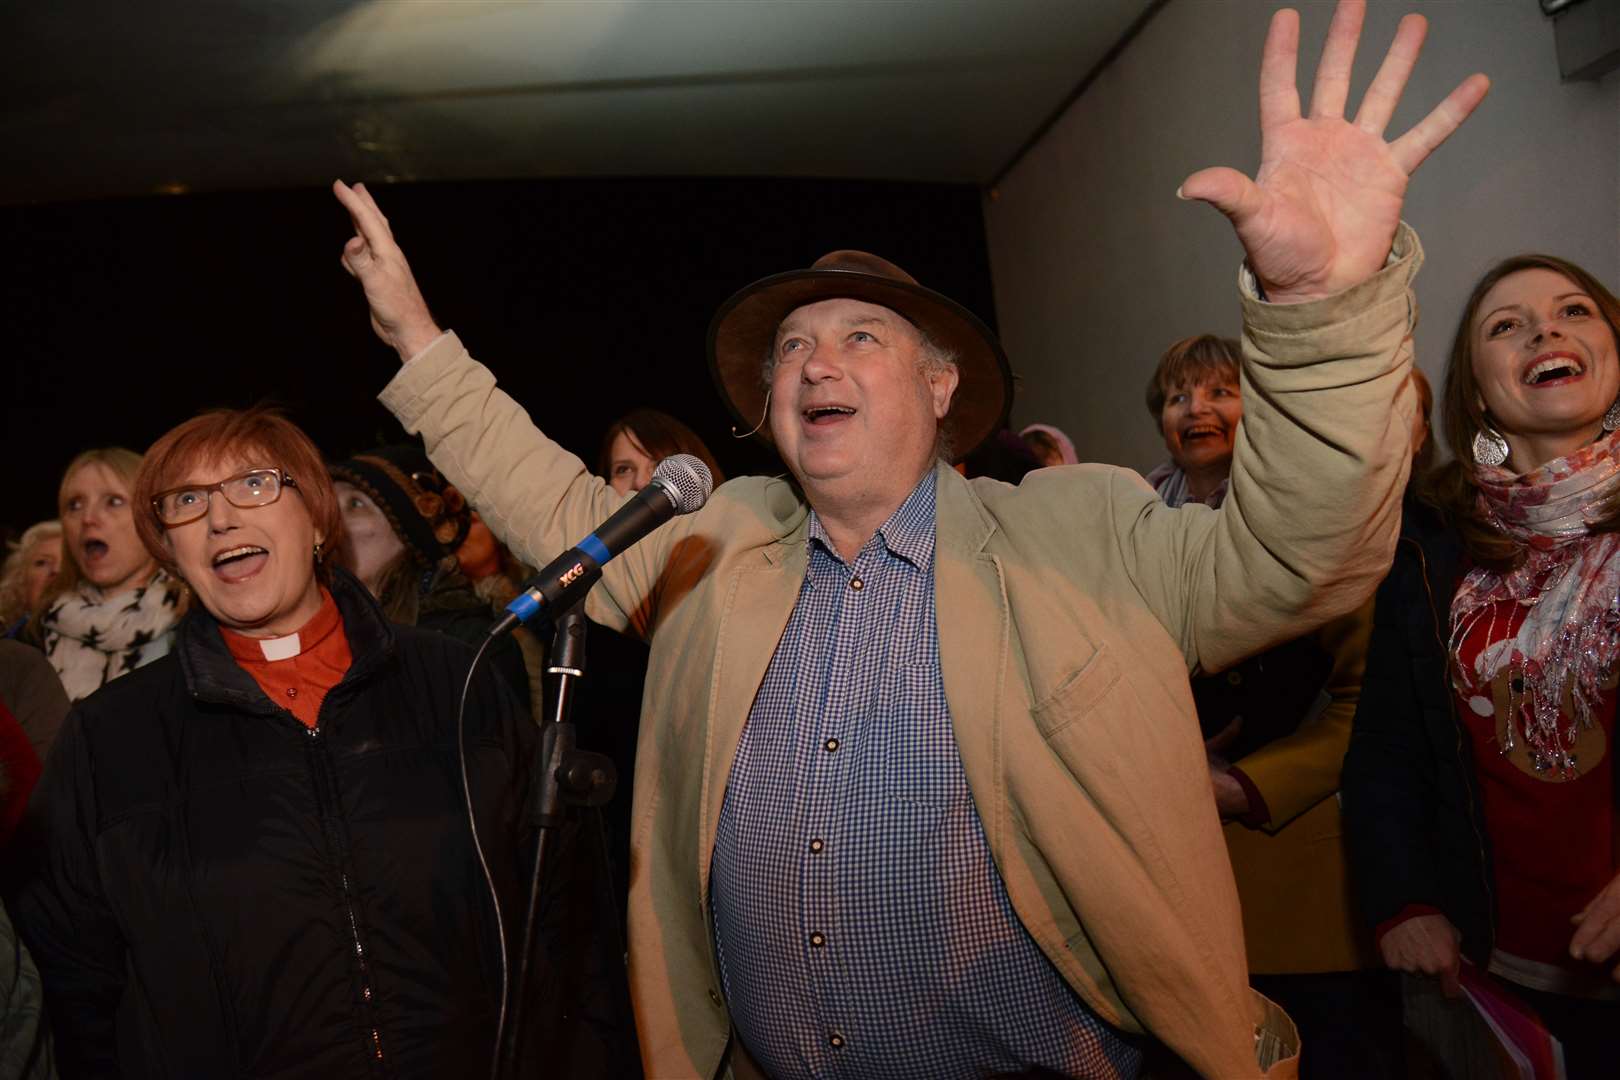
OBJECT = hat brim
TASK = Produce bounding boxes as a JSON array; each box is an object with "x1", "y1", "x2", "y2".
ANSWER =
[{"x1": 707, "y1": 269, "x2": 1013, "y2": 462}]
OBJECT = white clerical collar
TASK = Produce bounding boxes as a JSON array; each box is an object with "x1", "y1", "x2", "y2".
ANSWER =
[{"x1": 258, "y1": 633, "x2": 302, "y2": 661}]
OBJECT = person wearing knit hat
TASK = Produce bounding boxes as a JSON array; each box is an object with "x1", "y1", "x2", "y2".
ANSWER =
[
  {"x1": 329, "y1": 445, "x2": 470, "y2": 599},
  {"x1": 329, "y1": 446, "x2": 531, "y2": 704}
]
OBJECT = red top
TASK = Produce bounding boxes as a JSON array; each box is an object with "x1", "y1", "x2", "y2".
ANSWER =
[
  {"x1": 1453, "y1": 597, "x2": 1617, "y2": 974},
  {"x1": 220, "y1": 591, "x2": 352, "y2": 730},
  {"x1": 0, "y1": 697, "x2": 42, "y2": 850}
]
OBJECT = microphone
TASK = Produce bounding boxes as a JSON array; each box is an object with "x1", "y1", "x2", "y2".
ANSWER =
[{"x1": 489, "y1": 454, "x2": 713, "y2": 636}]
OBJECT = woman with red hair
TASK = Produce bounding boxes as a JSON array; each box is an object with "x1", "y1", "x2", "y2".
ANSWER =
[{"x1": 10, "y1": 407, "x2": 538, "y2": 1078}]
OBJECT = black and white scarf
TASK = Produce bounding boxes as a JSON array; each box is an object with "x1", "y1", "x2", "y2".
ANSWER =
[{"x1": 41, "y1": 570, "x2": 186, "y2": 702}]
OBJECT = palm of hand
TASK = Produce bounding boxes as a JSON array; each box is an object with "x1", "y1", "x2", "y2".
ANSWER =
[
  {"x1": 1181, "y1": 2, "x2": 1488, "y2": 304},
  {"x1": 1245, "y1": 118, "x2": 1408, "y2": 302}
]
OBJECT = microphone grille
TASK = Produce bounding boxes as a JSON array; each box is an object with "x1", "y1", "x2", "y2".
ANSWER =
[{"x1": 652, "y1": 454, "x2": 714, "y2": 514}]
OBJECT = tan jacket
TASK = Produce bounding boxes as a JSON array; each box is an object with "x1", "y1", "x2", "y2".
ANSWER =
[
  {"x1": 380, "y1": 226, "x2": 1422, "y2": 1079},
  {"x1": 1224, "y1": 600, "x2": 1380, "y2": 975}
]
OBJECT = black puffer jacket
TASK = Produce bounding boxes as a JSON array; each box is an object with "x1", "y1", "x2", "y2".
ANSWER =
[
  {"x1": 9, "y1": 570, "x2": 534, "y2": 1079},
  {"x1": 1341, "y1": 498, "x2": 1496, "y2": 964}
]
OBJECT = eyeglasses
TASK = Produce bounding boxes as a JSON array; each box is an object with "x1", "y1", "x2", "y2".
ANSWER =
[{"x1": 151, "y1": 468, "x2": 298, "y2": 528}]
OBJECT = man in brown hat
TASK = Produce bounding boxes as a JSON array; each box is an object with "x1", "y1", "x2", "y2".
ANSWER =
[{"x1": 333, "y1": 4, "x2": 1485, "y2": 1075}]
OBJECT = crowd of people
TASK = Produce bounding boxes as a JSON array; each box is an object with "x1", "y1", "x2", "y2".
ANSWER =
[{"x1": 2, "y1": 1, "x2": 1616, "y2": 1077}]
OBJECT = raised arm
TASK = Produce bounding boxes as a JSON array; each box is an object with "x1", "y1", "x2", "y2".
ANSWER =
[
  {"x1": 1120, "y1": 1, "x2": 1486, "y2": 669},
  {"x1": 334, "y1": 179, "x2": 445, "y2": 363},
  {"x1": 333, "y1": 181, "x2": 676, "y2": 636}
]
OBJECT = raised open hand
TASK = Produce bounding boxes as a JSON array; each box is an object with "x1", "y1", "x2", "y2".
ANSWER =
[
  {"x1": 333, "y1": 180, "x2": 444, "y2": 363},
  {"x1": 1182, "y1": 0, "x2": 1489, "y2": 304}
]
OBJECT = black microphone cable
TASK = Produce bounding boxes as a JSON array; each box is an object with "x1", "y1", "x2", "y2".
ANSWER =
[{"x1": 450, "y1": 633, "x2": 510, "y2": 1080}]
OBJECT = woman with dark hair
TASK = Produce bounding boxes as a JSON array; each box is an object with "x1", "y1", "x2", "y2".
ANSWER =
[
  {"x1": 1142, "y1": 329, "x2": 1401, "y2": 1078},
  {"x1": 1345, "y1": 255, "x2": 1620, "y2": 1076},
  {"x1": 38, "y1": 449, "x2": 186, "y2": 701},
  {"x1": 596, "y1": 408, "x2": 725, "y2": 496},
  {"x1": 10, "y1": 408, "x2": 536, "y2": 1078}
]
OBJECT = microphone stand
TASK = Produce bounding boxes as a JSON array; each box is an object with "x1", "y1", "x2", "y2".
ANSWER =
[{"x1": 497, "y1": 596, "x2": 618, "y2": 1080}]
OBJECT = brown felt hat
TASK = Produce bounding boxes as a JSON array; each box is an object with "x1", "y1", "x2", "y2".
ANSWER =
[{"x1": 707, "y1": 250, "x2": 1013, "y2": 462}]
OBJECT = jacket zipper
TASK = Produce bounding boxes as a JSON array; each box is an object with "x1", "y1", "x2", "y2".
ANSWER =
[
  {"x1": 305, "y1": 720, "x2": 388, "y2": 1069},
  {"x1": 1408, "y1": 538, "x2": 1496, "y2": 956}
]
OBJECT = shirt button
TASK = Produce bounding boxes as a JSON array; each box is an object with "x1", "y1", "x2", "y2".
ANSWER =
[
  {"x1": 850, "y1": 576, "x2": 864, "y2": 591},
  {"x1": 286, "y1": 687, "x2": 298, "y2": 698},
  {"x1": 829, "y1": 1033, "x2": 845, "y2": 1049},
  {"x1": 823, "y1": 738, "x2": 839, "y2": 753},
  {"x1": 809, "y1": 838, "x2": 825, "y2": 854},
  {"x1": 809, "y1": 931, "x2": 826, "y2": 948}
]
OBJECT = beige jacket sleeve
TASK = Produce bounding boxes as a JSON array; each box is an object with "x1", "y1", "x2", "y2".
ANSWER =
[
  {"x1": 379, "y1": 338, "x2": 668, "y2": 639},
  {"x1": 1238, "y1": 598, "x2": 1375, "y2": 831},
  {"x1": 1114, "y1": 224, "x2": 1421, "y2": 675}
]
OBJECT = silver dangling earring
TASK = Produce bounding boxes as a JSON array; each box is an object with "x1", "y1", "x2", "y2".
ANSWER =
[
  {"x1": 1471, "y1": 422, "x2": 1509, "y2": 468},
  {"x1": 313, "y1": 541, "x2": 324, "y2": 563},
  {"x1": 1603, "y1": 397, "x2": 1620, "y2": 433}
]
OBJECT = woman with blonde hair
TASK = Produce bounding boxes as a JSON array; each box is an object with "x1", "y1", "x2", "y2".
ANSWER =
[
  {"x1": 38, "y1": 449, "x2": 185, "y2": 701},
  {"x1": 0, "y1": 520, "x2": 62, "y2": 640}
]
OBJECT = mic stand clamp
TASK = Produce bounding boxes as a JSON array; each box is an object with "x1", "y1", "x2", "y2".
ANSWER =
[{"x1": 498, "y1": 595, "x2": 618, "y2": 1080}]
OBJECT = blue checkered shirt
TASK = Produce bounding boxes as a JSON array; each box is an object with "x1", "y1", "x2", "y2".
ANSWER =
[{"x1": 710, "y1": 472, "x2": 1142, "y2": 1080}]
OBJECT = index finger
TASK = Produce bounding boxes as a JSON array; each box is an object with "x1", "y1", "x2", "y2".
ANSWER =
[{"x1": 332, "y1": 179, "x2": 395, "y2": 251}]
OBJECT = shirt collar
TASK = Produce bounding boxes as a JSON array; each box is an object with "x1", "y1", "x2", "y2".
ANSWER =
[
  {"x1": 220, "y1": 588, "x2": 342, "y2": 664},
  {"x1": 806, "y1": 469, "x2": 937, "y2": 569}
]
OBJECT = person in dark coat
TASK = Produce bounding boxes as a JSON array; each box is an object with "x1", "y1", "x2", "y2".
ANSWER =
[
  {"x1": 1344, "y1": 255, "x2": 1620, "y2": 1078},
  {"x1": 9, "y1": 407, "x2": 542, "y2": 1079}
]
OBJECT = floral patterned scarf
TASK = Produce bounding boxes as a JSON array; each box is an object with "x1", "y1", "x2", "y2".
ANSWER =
[{"x1": 1451, "y1": 433, "x2": 1620, "y2": 776}]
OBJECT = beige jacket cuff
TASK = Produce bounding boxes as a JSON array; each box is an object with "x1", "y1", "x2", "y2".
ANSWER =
[
  {"x1": 379, "y1": 330, "x2": 470, "y2": 420},
  {"x1": 1237, "y1": 221, "x2": 1423, "y2": 348}
]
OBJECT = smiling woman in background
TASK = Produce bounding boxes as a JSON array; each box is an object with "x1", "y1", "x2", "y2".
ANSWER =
[
  {"x1": 1144, "y1": 334, "x2": 1243, "y2": 508},
  {"x1": 37, "y1": 449, "x2": 185, "y2": 701},
  {"x1": 1143, "y1": 331, "x2": 1395, "y2": 1078},
  {"x1": 1345, "y1": 255, "x2": 1620, "y2": 1077}
]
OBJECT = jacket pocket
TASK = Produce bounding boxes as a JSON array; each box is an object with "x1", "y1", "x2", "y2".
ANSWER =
[{"x1": 1031, "y1": 644, "x2": 1123, "y2": 740}]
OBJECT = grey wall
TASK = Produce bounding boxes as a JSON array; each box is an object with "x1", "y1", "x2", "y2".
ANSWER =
[{"x1": 985, "y1": 0, "x2": 1620, "y2": 474}]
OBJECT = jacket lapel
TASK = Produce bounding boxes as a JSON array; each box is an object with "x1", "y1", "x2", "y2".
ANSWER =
[{"x1": 932, "y1": 464, "x2": 1011, "y2": 858}]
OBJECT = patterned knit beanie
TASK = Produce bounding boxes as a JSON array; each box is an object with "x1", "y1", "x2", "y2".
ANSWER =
[{"x1": 328, "y1": 445, "x2": 471, "y2": 569}]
